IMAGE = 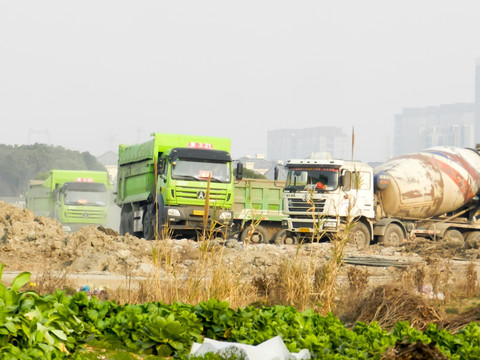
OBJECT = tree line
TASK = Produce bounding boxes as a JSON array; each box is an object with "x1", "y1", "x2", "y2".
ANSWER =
[{"x1": 0, "y1": 144, "x2": 106, "y2": 197}]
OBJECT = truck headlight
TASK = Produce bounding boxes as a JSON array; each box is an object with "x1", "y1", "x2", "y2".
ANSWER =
[
  {"x1": 168, "y1": 209, "x2": 181, "y2": 217},
  {"x1": 219, "y1": 211, "x2": 232, "y2": 220}
]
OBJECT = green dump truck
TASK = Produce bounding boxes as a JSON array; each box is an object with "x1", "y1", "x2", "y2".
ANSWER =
[
  {"x1": 232, "y1": 179, "x2": 294, "y2": 244},
  {"x1": 115, "y1": 133, "x2": 242, "y2": 239},
  {"x1": 26, "y1": 170, "x2": 111, "y2": 232}
]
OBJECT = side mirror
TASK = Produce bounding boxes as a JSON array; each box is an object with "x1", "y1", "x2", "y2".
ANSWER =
[
  {"x1": 236, "y1": 162, "x2": 243, "y2": 180},
  {"x1": 274, "y1": 166, "x2": 279, "y2": 181}
]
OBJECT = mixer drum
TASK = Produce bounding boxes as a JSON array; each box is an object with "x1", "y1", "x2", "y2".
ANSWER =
[{"x1": 373, "y1": 146, "x2": 480, "y2": 219}]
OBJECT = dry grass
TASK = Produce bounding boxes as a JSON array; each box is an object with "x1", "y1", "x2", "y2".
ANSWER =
[
  {"x1": 335, "y1": 256, "x2": 480, "y2": 331},
  {"x1": 341, "y1": 284, "x2": 443, "y2": 331},
  {"x1": 27, "y1": 265, "x2": 76, "y2": 295},
  {"x1": 109, "y1": 236, "x2": 257, "y2": 308},
  {"x1": 251, "y1": 246, "x2": 326, "y2": 312}
]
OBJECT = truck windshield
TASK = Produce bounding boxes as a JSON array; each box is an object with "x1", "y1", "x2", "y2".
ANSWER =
[
  {"x1": 172, "y1": 159, "x2": 231, "y2": 183},
  {"x1": 64, "y1": 191, "x2": 107, "y2": 206},
  {"x1": 285, "y1": 167, "x2": 339, "y2": 192}
]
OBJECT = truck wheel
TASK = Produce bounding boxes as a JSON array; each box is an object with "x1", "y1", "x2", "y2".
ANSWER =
[
  {"x1": 349, "y1": 222, "x2": 370, "y2": 249},
  {"x1": 143, "y1": 210, "x2": 155, "y2": 240},
  {"x1": 120, "y1": 213, "x2": 128, "y2": 235},
  {"x1": 274, "y1": 229, "x2": 298, "y2": 245},
  {"x1": 465, "y1": 231, "x2": 480, "y2": 249},
  {"x1": 120, "y1": 211, "x2": 134, "y2": 236},
  {"x1": 379, "y1": 224, "x2": 404, "y2": 247},
  {"x1": 443, "y1": 229, "x2": 464, "y2": 247},
  {"x1": 240, "y1": 225, "x2": 269, "y2": 244},
  {"x1": 121, "y1": 211, "x2": 134, "y2": 235}
]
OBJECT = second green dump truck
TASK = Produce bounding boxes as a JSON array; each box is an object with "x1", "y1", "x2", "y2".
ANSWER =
[
  {"x1": 232, "y1": 179, "x2": 291, "y2": 244},
  {"x1": 115, "y1": 133, "x2": 242, "y2": 239},
  {"x1": 26, "y1": 170, "x2": 111, "y2": 232}
]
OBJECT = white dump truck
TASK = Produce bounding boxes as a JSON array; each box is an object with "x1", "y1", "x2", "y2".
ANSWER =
[{"x1": 275, "y1": 146, "x2": 480, "y2": 248}]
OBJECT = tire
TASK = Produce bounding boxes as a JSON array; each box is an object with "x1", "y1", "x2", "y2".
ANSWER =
[
  {"x1": 379, "y1": 223, "x2": 404, "y2": 247},
  {"x1": 443, "y1": 229, "x2": 464, "y2": 248},
  {"x1": 143, "y1": 208, "x2": 155, "y2": 240},
  {"x1": 465, "y1": 231, "x2": 480, "y2": 249},
  {"x1": 120, "y1": 211, "x2": 134, "y2": 236},
  {"x1": 119, "y1": 213, "x2": 128, "y2": 235},
  {"x1": 274, "y1": 229, "x2": 298, "y2": 245},
  {"x1": 240, "y1": 224, "x2": 269, "y2": 244},
  {"x1": 120, "y1": 207, "x2": 133, "y2": 236},
  {"x1": 156, "y1": 195, "x2": 167, "y2": 236},
  {"x1": 349, "y1": 222, "x2": 370, "y2": 249}
]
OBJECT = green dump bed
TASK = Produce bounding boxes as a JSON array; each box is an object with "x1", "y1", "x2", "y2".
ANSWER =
[
  {"x1": 26, "y1": 180, "x2": 53, "y2": 217},
  {"x1": 118, "y1": 133, "x2": 232, "y2": 165},
  {"x1": 233, "y1": 179, "x2": 285, "y2": 222}
]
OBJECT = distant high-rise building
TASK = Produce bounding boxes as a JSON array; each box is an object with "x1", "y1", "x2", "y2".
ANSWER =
[
  {"x1": 393, "y1": 103, "x2": 475, "y2": 156},
  {"x1": 267, "y1": 126, "x2": 349, "y2": 162}
]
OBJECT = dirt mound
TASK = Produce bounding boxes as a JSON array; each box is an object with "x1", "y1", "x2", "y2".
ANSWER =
[
  {"x1": 0, "y1": 201, "x2": 325, "y2": 279},
  {"x1": 0, "y1": 202, "x2": 64, "y2": 243},
  {"x1": 0, "y1": 201, "x2": 156, "y2": 274},
  {"x1": 401, "y1": 234, "x2": 480, "y2": 260}
]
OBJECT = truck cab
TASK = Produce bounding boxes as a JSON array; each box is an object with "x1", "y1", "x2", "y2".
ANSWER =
[
  {"x1": 155, "y1": 146, "x2": 235, "y2": 233},
  {"x1": 278, "y1": 155, "x2": 375, "y2": 247},
  {"x1": 27, "y1": 170, "x2": 111, "y2": 232},
  {"x1": 55, "y1": 181, "x2": 108, "y2": 231}
]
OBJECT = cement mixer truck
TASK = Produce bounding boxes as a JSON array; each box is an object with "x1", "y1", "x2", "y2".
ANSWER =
[{"x1": 275, "y1": 146, "x2": 480, "y2": 248}]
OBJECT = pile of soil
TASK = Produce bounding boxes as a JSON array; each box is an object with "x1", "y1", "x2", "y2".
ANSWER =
[{"x1": 0, "y1": 201, "x2": 331, "y2": 279}]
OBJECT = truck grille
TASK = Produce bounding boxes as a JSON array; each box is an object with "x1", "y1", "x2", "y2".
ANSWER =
[
  {"x1": 176, "y1": 186, "x2": 227, "y2": 203},
  {"x1": 292, "y1": 221, "x2": 314, "y2": 229},
  {"x1": 287, "y1": 198, "x2": 326, "y2": 212},
  {"x1": 65, "y1": 209, "x2": 106, "y2": 220}
]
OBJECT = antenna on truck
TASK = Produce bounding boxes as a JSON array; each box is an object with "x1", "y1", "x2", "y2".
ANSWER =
[{"x1": 351, "y1": 126, "x2": 355, "y2": 161}]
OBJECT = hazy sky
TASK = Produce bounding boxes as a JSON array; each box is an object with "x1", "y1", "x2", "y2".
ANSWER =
[{"x1": 1, "y1": 1, "x2": 480, "y2": 162}]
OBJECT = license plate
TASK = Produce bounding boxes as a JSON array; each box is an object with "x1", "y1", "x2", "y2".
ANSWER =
[
  {"x1": 299, "y1": 228, "x2": 311, "y2": 233},
  {"x1": 193, "y1": 210, "x2": 204, "y2": 216}
]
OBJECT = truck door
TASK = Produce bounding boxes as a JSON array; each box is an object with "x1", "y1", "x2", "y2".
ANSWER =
[{"x1": 341, "y1": 170, "x2": 375, "y2": 218}]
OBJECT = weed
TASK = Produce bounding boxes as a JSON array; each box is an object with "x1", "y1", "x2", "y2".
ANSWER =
[
  {"x1": 30, "y1": 265, "x2": 75, "y2": 295},
  {"x1": 464, "y1": 262, "x2": 478, "y2": 298}
]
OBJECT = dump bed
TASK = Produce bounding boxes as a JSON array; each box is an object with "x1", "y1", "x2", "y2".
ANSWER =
[
  {"x1": 118, "y1": 133, "x2": 232, "y2": 165},
  {"x1": 233, "y1": 179, "x2": 285, "y2": 221}
]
